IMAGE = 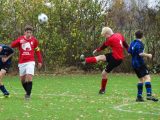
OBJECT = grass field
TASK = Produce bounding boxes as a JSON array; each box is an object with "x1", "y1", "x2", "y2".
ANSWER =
[{"x1": 0, "y1": 73, "x2": 160, "y2": 120}]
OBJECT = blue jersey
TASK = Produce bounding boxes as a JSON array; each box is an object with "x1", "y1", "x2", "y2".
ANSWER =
[
  {"x1": 128, "y1": 40, "x2": 145, "y2": 68},
  {"x1": 0, "y1": 44, "x2": 14, "y2": 65}
]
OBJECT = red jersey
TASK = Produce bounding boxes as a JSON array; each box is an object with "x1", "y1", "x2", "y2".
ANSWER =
[
  {"x1": 11, "y1": 36, "x2": 42, "y2": 64},
  {"x1": 96, "y1": 33, "x2": 128, "y2": 60}
]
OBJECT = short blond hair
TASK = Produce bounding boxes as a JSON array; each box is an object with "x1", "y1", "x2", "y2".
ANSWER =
[{"x1": 101, "y1": 27, "x2": 113, "y2": 36}]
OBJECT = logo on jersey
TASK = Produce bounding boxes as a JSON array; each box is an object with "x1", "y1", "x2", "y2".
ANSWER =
[{"x1": 22, "y1": 42, "x2": 32, "y2": 51}]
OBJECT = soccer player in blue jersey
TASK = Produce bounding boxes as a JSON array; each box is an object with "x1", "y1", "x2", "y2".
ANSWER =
[
  {"x1": 128, "y1": 30, "x2": 158, "y2": 102},
  {"x1": 0, "y1": 44, "x2": 14, "y2": 97}
]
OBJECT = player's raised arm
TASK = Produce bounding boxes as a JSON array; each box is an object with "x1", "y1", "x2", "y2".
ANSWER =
[
  {"x1": 93, "y1": 28, "x2": 112, "y2": 54},
  {"x1": 96, "y1": 41, "x2": 108, "y2": 52}
]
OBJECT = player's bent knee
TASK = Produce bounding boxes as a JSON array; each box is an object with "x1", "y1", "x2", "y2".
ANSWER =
[
  {"x1": 0, "y1": 72, "x2": 5, "y2": 78},
  {"x1": 145, "y1": 75, "x2": 151, "y2": 82},
  {"x1": 96, "y1": 55, "x2": 106, "y2": 62},
  {"x1": 26, "y1": 74, "x2": 33, "y2": 81}
]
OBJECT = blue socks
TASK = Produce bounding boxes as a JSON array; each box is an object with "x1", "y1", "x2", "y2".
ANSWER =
[
  {"x1": 137, "y1": 83, "x2": 143, "y2": 97},
  {"x1": 137, "y1": 82, "x2": 152, "y2": 97},
  {"x1": 145, "y1": 82, "x2": 152, "y2": 96},
  {"x1": 0, "y1": 85, "x2": 9, "y2": 95}
]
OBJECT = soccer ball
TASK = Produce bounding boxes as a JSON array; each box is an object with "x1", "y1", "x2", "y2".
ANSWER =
[{"x1": 38, "y1": 13, "x2": 48, "y2": 24}]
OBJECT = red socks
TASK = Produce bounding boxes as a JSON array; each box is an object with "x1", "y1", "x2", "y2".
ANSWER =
[
  {"x1": 85, "y1": 57, "x2": 97, "y2": 63},
  {"x1": 101, "y1": 79, "x2": 108, "y2": 90}
]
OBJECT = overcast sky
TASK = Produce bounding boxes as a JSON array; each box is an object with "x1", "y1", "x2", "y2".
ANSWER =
[
  {"x1": 148, "y1": 0, "x2": 159, "y2": 8},
  {"x1": 98, "y1": 0, "x2": 159, "y2": 10}
]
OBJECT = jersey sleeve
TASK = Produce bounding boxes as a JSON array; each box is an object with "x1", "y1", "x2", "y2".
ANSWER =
[
  {"x1": 121, "y1": 34, "x2": 129, "y2": 50},
  {"x1": 11, "y1": 37, "x2": 20, "y2": 48},
  {"x1": 34, "y1": 39, "x2": 43, "y2": 63},
  {"x1": 96, "y1": 39, "x2": 109, "y2": 52}
]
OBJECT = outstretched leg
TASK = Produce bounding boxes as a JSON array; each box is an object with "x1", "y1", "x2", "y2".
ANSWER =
[
  {"x1": 80, "y1": 54, "x2": 106, "y2": 64},
  {"x1": 0, "y1": 69, "x2": 9, "y2": 97}
]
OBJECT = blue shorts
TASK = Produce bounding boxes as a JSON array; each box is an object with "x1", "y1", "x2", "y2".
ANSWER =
[{"x1": 134, "y1": 65, "x2": 149, "y2": 78}]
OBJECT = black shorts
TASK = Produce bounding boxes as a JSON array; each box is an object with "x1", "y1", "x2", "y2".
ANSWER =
[
  {"x1": 134, "y1": 65, "x2": 149, "y2": 78},
  {"x1": 0, "y1": 59, "x2": 11, "y2": 72},
  {"x1": 0, "y1": 64, "x2": 10, "y2": 72},
  {"x1": 105, "y1": 53, "x2": 122, "y2": 73}
]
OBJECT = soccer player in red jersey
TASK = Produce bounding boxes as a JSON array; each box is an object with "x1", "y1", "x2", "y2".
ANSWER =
[
  {"x1": 80, "y1": 27, "x2": 128, "y2": 94},
  {"x1": 11, "y1": 25, "x2": 42, "y2": 99}
]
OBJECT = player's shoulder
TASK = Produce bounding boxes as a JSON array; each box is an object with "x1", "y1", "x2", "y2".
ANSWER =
[
  {"x1": 112, "y1": 33, "x2": 124, "y2": 39},
  {"x1": 133, "y1": 40, "x2": 143, "y2": 48},
  {"x1": 134, "y1": 39, "x2": 143, "y2": 45},
  {"x1": 31, "y1": 36, "x2": 38, "y2": 41},
  {"x1": 115, "y1": 33, "x2": 122, "y2": 36},
  {"x1": 15, "y1": 36, "x2": 25, "y2": 41},
  {"x1": 31, "y1": 36, "x2": 39, "y2": 46}
]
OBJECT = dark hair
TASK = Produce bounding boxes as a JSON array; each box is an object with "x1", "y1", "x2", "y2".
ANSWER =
[
  {"x1": 135, "y1": 30, "x2": 143, "y2": 39},
  {"x1": 24, "y1": 25, "x2": 33, "y2": 32}
]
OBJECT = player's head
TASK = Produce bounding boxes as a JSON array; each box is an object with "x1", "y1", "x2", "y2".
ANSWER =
[
  {"x1": 101, "y1": 27, "x2": 114, "y2": 38},
  {"x1": 24, "y1": 25, "x2": 33, "y2": 39},
  {"x1": 135, "y1": 30, "x2": 143, "y2": 39}
]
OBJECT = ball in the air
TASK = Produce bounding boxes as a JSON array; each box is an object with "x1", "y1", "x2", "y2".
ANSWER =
[{"x1": 38, "y1": 13, "x2": 48, "y2": 24}]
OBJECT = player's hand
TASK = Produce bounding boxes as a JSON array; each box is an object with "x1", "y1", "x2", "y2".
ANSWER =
[
  {"x1": 148, "y1": 54, "x2": 152, "y2": 59},
  {"x1": 38, "y1": 63, "x2": 42, "y2": 69},
  {"x1": 93, "y1": 49, "x2": 97, "y2": 56},
  {"x1": 2, "y1": 56, "x2": 8, "y2": 63}
]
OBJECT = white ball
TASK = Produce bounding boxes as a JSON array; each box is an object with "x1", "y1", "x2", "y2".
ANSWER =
[{"x1": 38, "y1": 13, "x2": 48, "y2": 24}]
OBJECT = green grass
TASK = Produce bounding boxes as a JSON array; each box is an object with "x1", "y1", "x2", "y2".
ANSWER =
[{"x1": 0, "y1": 73, "x2": 160, "y2": 120}]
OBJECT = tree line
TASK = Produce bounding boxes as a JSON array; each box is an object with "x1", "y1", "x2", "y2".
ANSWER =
[{"x1": 0, "y1": 0, "x2": 159, "y2": 73}]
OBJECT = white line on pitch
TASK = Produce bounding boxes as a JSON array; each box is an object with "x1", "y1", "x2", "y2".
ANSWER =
[{"x1": 113, "y1": 102, "x2": 160, "y2": 116}]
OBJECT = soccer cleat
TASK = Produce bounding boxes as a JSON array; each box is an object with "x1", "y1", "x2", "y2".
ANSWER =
[
  {"x1": 146, "y1": 96, "x2": 158, "y2": 102},
  {"x1": 3, "y1": 92, "x2": 10, "y2": 97},
  {"x1": 99, "y1": 89, "x2": 105, "y2": 94},
  {"x1": 80, "y1": 54, "x2": 85, "y2": 61},
  {"x1": 80, "y1": 54, "x2": 86, "y2": 65},
  {"x1": 136, "y1": 96, "x2": 144, "y2": 102},
  {"x1": 25, "y1": 94, "x2": 31, "y2": 100}
]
